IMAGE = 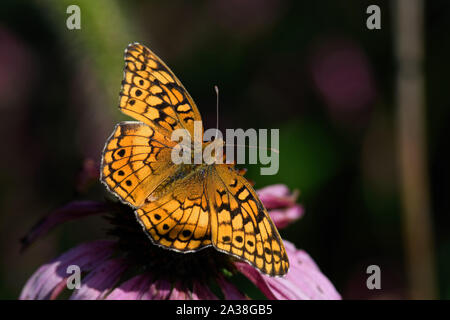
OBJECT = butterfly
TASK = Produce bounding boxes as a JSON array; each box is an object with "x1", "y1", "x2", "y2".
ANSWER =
[{"x1": 100, "y1": 43, "x2": 289, "y2": 276}]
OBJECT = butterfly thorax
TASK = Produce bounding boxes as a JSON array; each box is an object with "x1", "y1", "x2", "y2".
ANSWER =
[
  {"x1": 149, "y1": 138, "x2": 227, "y2": 202},
  {"x1": 148, "y1": 163, "x2": 209, "y2": 202}
]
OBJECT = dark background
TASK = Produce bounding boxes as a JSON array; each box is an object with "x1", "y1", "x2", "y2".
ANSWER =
[{"x1": 1, "y1": 0, "x2": 449, "y2": 299}]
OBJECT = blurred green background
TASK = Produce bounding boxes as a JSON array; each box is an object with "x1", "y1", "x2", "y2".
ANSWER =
[{"x1": 1, "y1": 0, "x2": 449, "y2": 299}]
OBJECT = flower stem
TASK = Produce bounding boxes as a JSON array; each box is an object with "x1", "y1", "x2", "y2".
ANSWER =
[{"x1": 395, "y1": 0, "x2": 437, "y2": 299}]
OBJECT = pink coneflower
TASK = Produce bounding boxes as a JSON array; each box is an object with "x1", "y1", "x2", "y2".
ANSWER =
[{"x1": 20, "y1": 184, "x2": 340, "y2": 300}]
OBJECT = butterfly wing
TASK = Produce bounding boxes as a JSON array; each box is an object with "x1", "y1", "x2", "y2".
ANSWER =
[
  {"x1": 102, "y1": 43, "x2": 203, "y2": 207},
  {"x1": 207, "y1": 165, "x2": 289, "y2": 276},
  {"x1": 135, "y1": 167, "x2": 212, "y2": 252},
  {"x1": 101, "y1": 121, "x2": 178, "y2": 207},
  {"x1": 120, "y1": 43, "x2": 203, "y2": 138}
]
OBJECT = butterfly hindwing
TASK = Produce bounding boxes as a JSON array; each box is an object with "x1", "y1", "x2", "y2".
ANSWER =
[
  {"x1": 135, "y1": 166, "x2": 212, "y2": 252},
  {"x1": 101, "y1": 121, "x2": 178, "y2": 207},
  {"x1": 207, "y1": 165, "x2": 289, "y2": 276},
  {"x1": 120, "y1": 43, "x2": 202, "y2": 138}
]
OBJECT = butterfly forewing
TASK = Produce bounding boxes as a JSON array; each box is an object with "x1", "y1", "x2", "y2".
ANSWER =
[{"x1": 120, "y1": 43, "x2": 202, "y2": 138}]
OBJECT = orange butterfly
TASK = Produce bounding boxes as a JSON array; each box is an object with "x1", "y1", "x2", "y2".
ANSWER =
[{"x1": 100, "y1": 43, "x2": 289, "y2": 276}]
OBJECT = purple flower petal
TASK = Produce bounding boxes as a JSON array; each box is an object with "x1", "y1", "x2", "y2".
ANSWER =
[
  {"x1": 144, "y1": 279, "x2": 172, "y2": 300},
  {"x1": 70, "y1": 258, "x2": 128, "y2": 300},
  {"x1": 257, "y1": 184, "x2": 298, "y2": 209},
  {"x1": 21, "y1": 201, "x2": 111, "y2": 251},
  {"x1": 283, "y1": 241, "x2": 320, "y2": 270},
  {"x1": 216, "y1": 275, "x2": 247, "y2": 300},
  {"x1": 234, "y1": 263, "x2": 277, "y2": 299},
  {"x1": 106, "y1": 274, "x2": 153, "y2": 300},
  {"x1": 49, "y1": 278, "x2": 69, "y2": 300},
  {"x1": 168, "y1": 282, "x2": 191, "y2": 300},
  {"x1": 191, "y1": 282, "x2": 218, "y2": 300},
  {"x1": 268, "y1": 205, "x2": 304, "y2": 229},
  {"x1": 235, "y1": 240, "x2": 341, "y2": 300},
  {"x1": 256, "y1": 184, "x2": 303, "y2": 228},
  {"x1": 282, "y1": 242, "x2": 341, "y2": 300},
  {"x1": 20, "y1": 240, "x2": 116, "y2": 300}
]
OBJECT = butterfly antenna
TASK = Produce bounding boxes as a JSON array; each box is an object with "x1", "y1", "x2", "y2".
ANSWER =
[
  {"x1": 213, "y1": 85, "x2": 278, "y2": 154},
  {"x1": 214, "y1": 85, "x2": 219, "y2": 141}
]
